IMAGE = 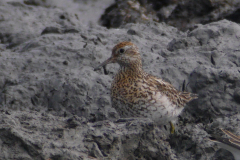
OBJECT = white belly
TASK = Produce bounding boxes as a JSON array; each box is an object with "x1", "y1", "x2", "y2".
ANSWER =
[{"x1": 112, "y1": 91, "x2": 184, "y2": 125}]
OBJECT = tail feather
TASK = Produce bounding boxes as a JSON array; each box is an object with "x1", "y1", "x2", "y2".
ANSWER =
[
  {"x1": 180, "y1": 92, "x2": 198, "y2": 101},
  {"x1": 176, "y1": 92, "x2": 198, "y2": 108}
]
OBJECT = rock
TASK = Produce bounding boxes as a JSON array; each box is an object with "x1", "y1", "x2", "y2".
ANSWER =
[
  {"x1": 41, "y1": 27, "x2": 62, "y2": 35},
  {"x1": 100, "y1": 0, "x2": 240, "y2": 31},
  {"x1": 0, "y1": 0, "x2": 239, "y2": 159}
]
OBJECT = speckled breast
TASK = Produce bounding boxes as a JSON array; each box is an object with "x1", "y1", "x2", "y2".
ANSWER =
[{"x1": 110, "y1": 79, "x2": 184, "y2": 124}]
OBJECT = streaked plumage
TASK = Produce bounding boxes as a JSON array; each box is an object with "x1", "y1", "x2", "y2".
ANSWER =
[
  {"x1": 210, "y1": 129, "x2": 240, "y2": 160},
  {"x1": 94, "y1": 42, "x2": 197, "y2": 125}
]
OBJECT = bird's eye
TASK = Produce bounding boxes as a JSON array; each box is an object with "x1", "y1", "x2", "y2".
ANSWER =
[{"x1": 119, "y1": 48, "x2": 125, "y2": 54}]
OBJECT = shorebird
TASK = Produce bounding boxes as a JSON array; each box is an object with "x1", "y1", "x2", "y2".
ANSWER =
[
  {"x1": 94, "y1": 42, "x2": 197, "y2": 132},
  {"x1": 210, "y1": 129, "x2": 240, "y2": 160}
]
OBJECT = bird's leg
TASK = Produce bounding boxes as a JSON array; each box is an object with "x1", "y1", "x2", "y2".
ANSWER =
[{"x1": 170, "y1": 121, "x2": 175, "y2": 134}]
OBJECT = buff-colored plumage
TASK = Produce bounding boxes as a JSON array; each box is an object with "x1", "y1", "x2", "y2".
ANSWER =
[
  {"x1": 210, "y1": 129, "x2": 240, "y2": 160},
  {"x1": 94, "y1": 42, "x2": 197, "y2": 125}
]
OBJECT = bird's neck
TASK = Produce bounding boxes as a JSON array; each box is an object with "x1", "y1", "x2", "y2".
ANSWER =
[{"x1": 118, "y1": 63, "x2": 144, "y2": 78}]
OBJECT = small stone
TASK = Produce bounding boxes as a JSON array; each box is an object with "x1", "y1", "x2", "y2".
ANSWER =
[
  {"x1": 233, "y1": 88, "x2": 240, "y2": 103},
  {"x1": 41, "y1": 27, "x2": 61, "y2": 35},
  {"x1": 63, "y1": 61, "x2": 68, "y2": 65}
]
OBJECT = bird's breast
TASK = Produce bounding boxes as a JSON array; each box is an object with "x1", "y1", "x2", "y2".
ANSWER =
[{"x1": 111, "y1": 77, "x2": 158, "y2": 104}]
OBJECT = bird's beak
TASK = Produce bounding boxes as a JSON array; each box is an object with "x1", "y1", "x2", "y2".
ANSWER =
[{"x1": 94, "y1": 56, "x2": 115, "y2": 71}]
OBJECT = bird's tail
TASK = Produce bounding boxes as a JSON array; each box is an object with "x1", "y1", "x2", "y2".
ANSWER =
[{"x1": 179, "y1": 92, "x2": 198, "y2": 102}]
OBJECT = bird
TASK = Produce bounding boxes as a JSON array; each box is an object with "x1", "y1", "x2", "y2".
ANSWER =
[
  {"x1": 209, "y1": 129, "x2": 240, "y2": 160},
  {"x1": 94, "y1": 41, "x2": 198, "y2": 132}
]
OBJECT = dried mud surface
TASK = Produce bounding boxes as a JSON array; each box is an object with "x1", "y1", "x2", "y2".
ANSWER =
[
  {"x1": 0, "y1": 0, "x2": 239, "y2": 160},
  {"x1": 100, "y1": 0, "x2": 240, "y2": 31}
]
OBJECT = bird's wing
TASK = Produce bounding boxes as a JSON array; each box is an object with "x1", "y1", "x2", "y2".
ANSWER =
[
  {"x1": 221, "y1": 129, "x2": 240, "y2": 147},
  {"x1": 209, "y1": 128, "x2": 240, "y2": 160},
  {"x1": 148, "y1": 75, "x2": 198, "y2": 107}
]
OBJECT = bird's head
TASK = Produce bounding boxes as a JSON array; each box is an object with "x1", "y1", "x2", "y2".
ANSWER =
[{"x1": 94, "y1": 41, "x2": 142, "y2": 71}]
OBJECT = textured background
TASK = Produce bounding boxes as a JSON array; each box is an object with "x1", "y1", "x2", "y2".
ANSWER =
[{"x1": 0, "y1": 0, "x2": 240, "y2": 159}]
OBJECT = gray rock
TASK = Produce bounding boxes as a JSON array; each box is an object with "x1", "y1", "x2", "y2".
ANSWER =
[
  {"x1": 0, "y1": 0, "x2": 239, "y2": 160},
  {"x1": 100, "y1": 0, "x2": 240, "y2": 31}
]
